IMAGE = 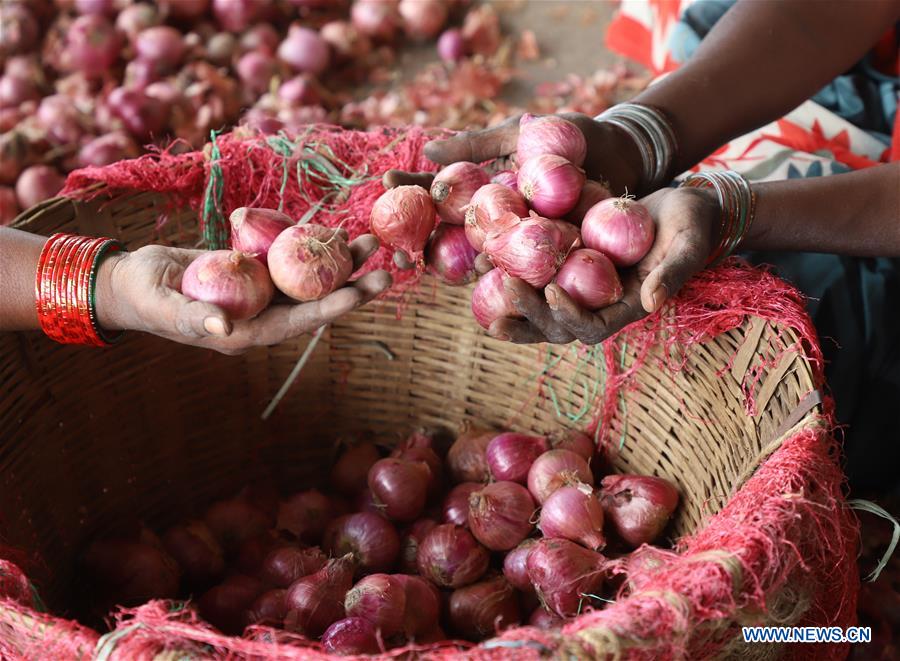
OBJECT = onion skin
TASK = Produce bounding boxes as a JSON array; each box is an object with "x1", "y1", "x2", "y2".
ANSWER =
[
  {"x1": 0, "y1": 187, "x2": 19, "y2": 225},
  {"x1": 275, "y1": 489, "x2": 333, "y2": 544},
  {"x1": 234, "y1": 531, "x2": 286, "y2": 575},
  {"x1": 164, "y1": 0, "x2": 211, "y2": 21},
  {"x1": 323, "y1": 512, "x2": 400, "y2": 575},
  {"x1": 527, "y1": 449, "x2": 594, "y2": 504},
  {"x1": 267, "y1": 224, "x2": 353, "y2": 302},
  {"x1": 599, "y1": 475, "x2": 680, "y2": 548},
  {"x1": 344, "y1": 573, "x2": 406, "y2": 636},
  {"x1": 399, "y1": 518, "x2": 438, "y2": 573},
  {"x1": 198, "y1": 574, "x2": 264, "y2": 635},
  {"x1": 247, "y1": 588, "x2": 288, "y2": 626},
  {"x1": 162, "y1": 520, "x2": 225, "y2": 585},
  {"x1": 529, "y1": 607, "x2": 564, "y2": 629},
  {"x1": 517, "y1": 114, "x2": 587, "y2": 167},
  {"x1": 483, "y1": 215, "x2": 581, "y2": 289},
  {"x1": 236, "y1": 51, "x2": 277, "y2": 95},
  {"x1": 446, "y1": 423, "x2": 494, "y2": 484},
  {"x1": 426, "y1": 223, "x2": 478, "y2": 286},
  {"x1": 485, "y1": 432, "x2": 549, "y2": 484},
  {"x1": 0, "y1": 5, "x2": 39, "y2": 56},
  {"x1": 259, "y1": 546, "x2": 327, "y2": 588},
  {"x1": 370, "y1": 185, "x2": 436, "y2": 261},
  {"x1": 240, "y1": 23, "x2": 280, "y2": 55},
  {"x1": 517, "y1": 155, "x2": 586, "y2": 219},
  {"x1": 212, "y1": 0, "x2": 269, "y2": 32},
  {"x1": 491, "y1": 170, "x2": 518, "y2": 191},
  {"x1": 391, "y1": 444, "x2": 443, "y2": 500},
  {"x1": 0, "y1": 74, "x2": 40, "y2": 108},
  {"x1": 503, "y1": 538, "x2": 538, "y2": 592},
  {"x1": 64, "y1": 15, "x2": 122, "y2": 78},
  {"x1": 116, "y1": 4, "x2": 160, "y2": 40},
  {"x1": 105, "y1": 86, "x2": 170, "y2": 141},
  {"x1": 470, "y1": 267, "x2": 521, "y2": 330},
  {"x1": 135, "y1": 26, "x2": 186, "y2": 71},
  {"x1": 442, "y1": 482, "x2": 480, "y2": 527},
  {"x1": 430, "y1": 162, "x2": 489, "y2": 225},
  {"x1": 399, "y1": 0, "x2": 448, "y2": 40},
  {"x1": 278, "y1": 25, "x2": 330, "y2": 75},
  {"x1": 367, "y1": 457, "x2": 431, "y2": 523},
  {"x1": 566, "y1": 179, "x2": 612, "y2": 224},
  {"x1": 526, "y1": 538, "x2": 606, "y2": 618},
  {"x1": 581, "y1": 197, "x2": 656, "y2": 268},
  {"x1": 437, "y1": 28, "x2": 465, "y2": 63},
  {"x1": 351, "y1": 0, "x2": 400, "y2": 41},
  {"x1": 278, "y1": 74, "x2": 320, "y2": 107},
  {"x1": 15, "y1": 166, "x2": 64, "y2": 209},
  {"x1": 553, "y1": 248, "x2": 624, "y2": 310},
  {"x1": 322, "y1": 617, "x2": 380, "y2": 655},
  {"x1": 229, "y1": 207, "x2": 293, "y2": 266},
  {"x1": 548, "y1": 430, "x2": 594, "y2": 461},
  {"x1": 620, "y1": 545, "x2": 678, "y2": 592},
  {"x1": 465, "y1": 185, "x2": 527, "y2": 252},
  {"x1": 331, "y1": 441, "x2": 381, "y2": 496},
  {"x1": 468, "y1": 481, "x2": 535, "y2": 551},
  {"x1": 83, "y1": 537, "x2": 180, "y2": 607},
  {"x1": 204, "y1": 499, "x2": 273, "y2": 553},
  {"x1": 321, "y1": 20, "x2": 371, "y2": 61},
  {"x1": 448, "y1": 576, "x2": 520, "y2": 641},
  {"x1": 77, "y1": 132, "x2": 138, "y2": 167},
  {"x1": 395, "y1": 574, "x2": 440, "y2": 637},
  {"x1": 181, "y1": 250, "x2": 275, "y2": 320},
  {"x1": 284, "y1": 553, "x2": 356, "y2": 637},
  {"x1": 539, "y1": 483, "x2": 606, "y2": 551},
  {"x1": 417, "y1": 524, "x2": 489, "y2": 589}
]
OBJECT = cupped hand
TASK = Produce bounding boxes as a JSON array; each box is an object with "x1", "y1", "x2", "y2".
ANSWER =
[
  {"x1": 489, "y1": 186, "x2": 719, "y2": 345},
  {"x1": 95, "y1": 233, "x2": 391, "y2": 355}
]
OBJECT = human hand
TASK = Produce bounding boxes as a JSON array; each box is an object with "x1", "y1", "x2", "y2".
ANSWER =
[
  {"x1": 94, "y1": 233, "x2": 391, "y2": 355},
  {"x1": 489, "y1": 186, "x2": 719, "y2": 344}
]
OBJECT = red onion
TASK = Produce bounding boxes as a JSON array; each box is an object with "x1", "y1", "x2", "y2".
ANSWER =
[
  {"x1": 461, "y1": 3, "x2": 500, "y2": 56},
  {"x1": 240, "y1": 23, "x2": 280, "y2": 55},
  {"x1": 554, "y1": 248, "x2": 623, "y2": 310},
  {"x1": 465, "y1": 184, "x2": 527, "y2": 252},
  {"x1": 198, "y1": 574, "x2": 264, "y2": 634},
  {"x1": 539, "y1": 482, "x2": 606, "y2": 551},
  {"x1": 267, "y1": 224, "x2": 353, "y2": 302},
  {"x1": 278, "y1": 74, "x2": 320, "y2": 107},
  {"x1": 116, "y1": 4, "x2": 160, "y2": 40},
  {"x1": 391, "y1": 444, "x2": 443, "y2": 500},
  {"x1": 581, "y1": 197, "x2": 656, "y2": 267},
  {"x1": 527, "y1": 449, "x2": 593, "y2": 504},
  {"x1": 234, "y1": 532, "x2": 285, "y2": 574},
  {"x1": 322, "y1": 617, "x2": 380, "y2": 655},
  {"x1": 483, "y1": 215, "x2": 581, "y2": 289},
  {"x1": 181, "y1": 250, "x2": 274, "y2": 320},
  {"x1": 351, "y1": 0, "x2": 400, "y2": 41},
  {"x1": 368, "y1": 457, "x2": 430, "y2": 522},
  {"x1": 491, "y1": 169, "x2": 518, "y2": 191},
  {"x1": 164, "y1": 0, "x2": 211, "y2": 21},
  {"x1": 74, "y1": 0, "x2": 115, "y2": 15},
  {"x1": 529, "y1": 607, "x2": 564, "y2": 629},
  {"x1": 431, "y1": 162, "x2": 489, "y2": 225},
  {"x1": 370, "y1": 185, "x2": 436, "y2": 261},
  {"x1": 106, "y1": 86, "x2": 170, "y2": 140},
  {"x1": 468, "y1": 481, "x2": 534, "y2": 551},
  {"x1": 442, "y1": 483, "x2": 479, "y2": 527},
  {"x1": 15, "y1": 166, "x2": 64, "y2": 209},
  {"x1": 426, "y1": 223, "x2": 478, "y2": 286},
  {"x1": 566, "y1": 179, "x2": 612, "y2": 224},
  {"x1": 354, "y1": 488, "x2": 384, "y2": 517},
  {"x1": 446, "y1": 423, "x2": 493, "y2": 483},
  {"x1": 124, "y1": 58, "x2": 165, "y2": 88},
  {"x1": 83, "y1": 537, "x2": 180, "y2": 606},
  {"x1": 229, "y1": 207, "x2": 292, "y2": 266},
  {"x1": 470, "y1": 267, "x2": 521, "y2": 330},
  {"x1": 277, "y1": 25, "x2": 329, "y2": 75},
  {"x1": 417, "y1": 524, "x2": 489, "y2": 588},
  {"x1": 395, "y1": 574, "x2": 440, "y2": 637},
  {"x1": 284, "y1": 554, "x2": 356, "y2": 637},
  {"x1": 503, "y1": 538, "x2": 537, "y2": 592},
  {"x1": 64, "y1": 15, "x2": 122, "y2": 78},
  {"x1": 37, "y1": 95, "x2": 86, "y2": 145},
  {"x1": 332, "y1": 442, "x2": 381, "y2": 496},
  {"x1": 206, "y1": 31, "x2": 236, "y2": 65},
  {"x1": 275, "y1": 490, "x2": 333, "y2": 544},
  {"x1": 237, "y1": 51, "x2": 277, "y2": 95},
  {"x1": 0, "y1": 188, "x2": 19, "y2": 225},
  {"x1": 485, "y1": 432, "x2": 549, "y2": 484},
  {"x1": 0, "y1": 5, "x2": 39, "y2": 56},
  {"x1": 437, "y1": 28, "x2": 466, "y2": 63},
  {"x1": 78, "y1": 132, "x2": 138, "y2": 167},
  {"x1": 0, "y1": 108, "x2": 23, "y2": 133},
  {"x1": 237, "y1": 481, "x2": 280, "y2": 518},
  {"x1": 621, "y1": 545, "x2": 678, "y2": 591},
  {"x1": 321, "y1": 20, "x2": 371, "y2": 61},
  {"x1": 548, "y1": 430, "x2": 594, "y2": 461},
  {"x1": 517, "y1": 114, "x2": 587, "y2": 167},
  {"x1": 247, "y1": 588, "x2": 287, "y2": 626},
  {"x1": 599, "y1": 475, "x2": 680, "y2": 548},
  {"x1": 399, "y1": 0, "x2": 448, "y2": 40},
  {"x1": 213, "y1": 0, "x2": 269, "y2": 32},
  {"x1": 323, "y1": 512, "x2": 400, "y2": 575},
  {"x1": 344, "y1": 573, "x2": 406, "y2": 635},
  {"x1": 0, "y1": 74, "x2": 39, "y2": 108},
  {"x1": 526, "y1": 538, "x2": 606, "y2": 617},
  {"x1": 204, "y1": 498, "x2": 272, "y2": 553},
  {"x1": 448, "y1": 576, "x2": 520, "y2": 641},
  {"x1": 517, "y1": 155, "x2": 585, "y2": 218},
  {"x1": 399, "y1": 518, "x2": 438, "y2": 573},
  {"x1": 135, "y1": 26, "x2": 186, "y2": 71},
  {"x1": 162, "y1": 520, "x2": 225, "y2": 585}
]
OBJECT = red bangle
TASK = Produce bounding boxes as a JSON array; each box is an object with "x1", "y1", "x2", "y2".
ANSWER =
[{"x1": 35, "y1": 233, "x2": 124, "y2": 347}]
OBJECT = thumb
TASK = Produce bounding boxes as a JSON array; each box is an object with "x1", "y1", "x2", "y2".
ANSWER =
[
  {"x1": 170, "y1": 294, "x2": 233, "y2": 338},
  {"x1": 639, "y1": 233, "x2": 705, "y2": 314},
  {"x1": 423, "y1": 117, "x2": 520, "y2": 165}
]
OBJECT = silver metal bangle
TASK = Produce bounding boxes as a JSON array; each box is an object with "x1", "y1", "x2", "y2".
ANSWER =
[{"x1": 595, "y1": 103, "x2": 677, "y2": 190}]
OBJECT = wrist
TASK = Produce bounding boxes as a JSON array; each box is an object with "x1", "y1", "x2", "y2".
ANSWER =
[
  {"x1": 95, "y1": 252, "x2": 128, "y2": 331},
  {"x1": 587, "y1": 120, "x2": 643, "y2": 195}
]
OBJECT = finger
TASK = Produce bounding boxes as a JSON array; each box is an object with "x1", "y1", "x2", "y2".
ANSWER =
[
  {"x1": 424, "y1": 117, "x2": 520, "y2": 165},
  {"x1": 639, "y1": 231, "x2": 705, "y2": 313},
  {"x1": 383, "y1": 170, "x2": 434, "y2": 190},
  {"x1": 474, "y1": 253, "x2": 493, "y2": 275},
  {"x1": 505, "y1": 278, "x2": 575, "y2": 344},
  {"x1": 393, "y1": 250, "x2": 416, "y2": 270},
  {"x1": 546, "y1": 279, "x2": 645, "y2": 345},
  {"x1": 348, "y1": 234, "x2": 380, "y2": 270},
  {"x1": 489, "y1": 318, "x2": 550, "y2": 344},
  {"x1": 348, "y1": 269, "x2": 392, "y2": 301},
  {"x1": 166, "y1": 290, "x2": 233, "y2": 338}
]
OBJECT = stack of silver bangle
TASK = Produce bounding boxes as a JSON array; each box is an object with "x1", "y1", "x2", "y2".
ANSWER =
[{"x1": 595, "y1": 103, "x2": 677, "y2": 190}]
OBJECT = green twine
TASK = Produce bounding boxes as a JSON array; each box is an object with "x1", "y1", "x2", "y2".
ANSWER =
[
  {"x1": 200, "y1": 130, "x2": 228, "y2": 250},
  {"x1": 849, "y1": 498, "x2": 900, "y2": 582},
  {"x1": 542, "y1": 345, "x2": 606, "y2": 425}
]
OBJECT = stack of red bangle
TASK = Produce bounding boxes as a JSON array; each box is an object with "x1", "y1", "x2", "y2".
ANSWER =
[{"x1": 35, "y1": 232, "x2": 124, "y2": 347}]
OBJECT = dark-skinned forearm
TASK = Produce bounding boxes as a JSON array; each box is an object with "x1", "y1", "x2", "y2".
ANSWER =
[
  {"x1": 635, "y1": 0, "x2": 900, "y2": 176},
  {"x1": 738, "y1": 163, "x2": 900, "y2": 256}
]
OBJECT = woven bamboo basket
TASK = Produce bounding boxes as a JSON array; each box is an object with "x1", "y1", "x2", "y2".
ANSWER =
[{"x1": 0, "y1": 190, "x2": 856, "y2": 660}]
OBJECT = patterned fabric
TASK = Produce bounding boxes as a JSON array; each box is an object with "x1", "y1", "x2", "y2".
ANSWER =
[{"x1": 606, "y1": 0, "x2": 900, "y2": 494}]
